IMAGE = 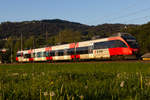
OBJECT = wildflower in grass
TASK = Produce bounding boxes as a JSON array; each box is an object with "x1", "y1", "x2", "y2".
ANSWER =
[
  {"x1": 32, "y1": 73, "x2": 34, "y2": 76},
  {"x1": 23, "y1": 73, "x2": 27, "y2": 77},
  {"x1": 50, "y1": 91, "x2": 55, "y2": 96},
  {"x1": 72, "y1": 96, "x2": 75, "y2": 100},
  {"x1": 59, "y1": 75, "x2": 62, "y2": 79},
  {"x1": 84, "y1": 85, "x2": 88, "y2": 90},
  {"x1": 50, "y1": 81, "x2": 54, "y2": 85},
  {"x1": 117, "y1": 73, "x2": 121, "y2": 78},
  {"x1": 79, "y1": 95, "x2": 84, "y2": 100},
  {"x1": 60, "y1": 84, "x2": 64, "y2": 94},
  {"x1": 120, "y1": 81, "x2": 125, "y2": 88},
  {"x1": 49, "y1": 91, "x2": 55, "y2": 100},
  {"x1": 11, "y1": 73, "x2": 19, "y2": 76},
  {"x1": 140, "y1": 72, "x2": 143, "y2": 90},
  {"x1": 145, "y1": 79, "x2": 150, "y2": 87},
  {"x1": 41, "y1": 72, "x2": 45, "y2": 76},
  {"x1": 136, "y1": 72, "x2": 139, "y2": 75},
  {"x1": 43, "y1": 92, "x2": 48, "y2": 96}
]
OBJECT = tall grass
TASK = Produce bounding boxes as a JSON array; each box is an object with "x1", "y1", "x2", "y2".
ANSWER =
[{"x1": 0, "y1": 62, "x2": 150, "y2": 100}]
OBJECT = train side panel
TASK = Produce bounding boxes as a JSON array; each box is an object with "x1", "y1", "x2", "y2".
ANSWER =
[
  {"x1": 16, "y1": 33, "x2": 139, "y2": 62},
  {"x1": 93, "y1": 49, "x2": 110, "y2": 59}
]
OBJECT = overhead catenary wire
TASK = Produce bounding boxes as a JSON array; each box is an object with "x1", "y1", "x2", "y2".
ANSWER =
[
  {"x1": 87, "y1": 2, "x2": 139, "y2": 25},
  {"x1": 108, "y1": 7, "x2": 150, "y2": 23},
  {"x1": 88, "y1": 1, "x2": 150, "y2": 25},
  {"x1": 122, "y1": 15, "x2": 150, "y2": 24}
]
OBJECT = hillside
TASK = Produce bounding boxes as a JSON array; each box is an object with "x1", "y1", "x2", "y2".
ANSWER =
[
  {"x1": 0, "y1": 19, "x2": 132, "y2": 39},
  {"x1": 0, "y1": 19, "x2": 134, "y2": 46},
  {"x1": 0, "y1": 19, "x2": 89, "y2": 39}
]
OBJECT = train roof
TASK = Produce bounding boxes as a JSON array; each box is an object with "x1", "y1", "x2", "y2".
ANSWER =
[{"x1": 17, "y1": 33, "x2": 132, "y2": 53}]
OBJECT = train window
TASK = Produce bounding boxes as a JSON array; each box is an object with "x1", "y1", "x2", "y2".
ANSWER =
[
  {"x1": 43, "y1": 52, "x2": 46, "y2": 57},
  {"x1": 45, "y1": 51, "x2": 49, "y2": 57},
  {"x1": 58, "y1": 50, "x2": 64, "y2": 56},
  {"x1": 89, "y1": 46, "x2": 93, "y2": 53},
  {"x1": 114, "y1": 40, "x2": 127, "y2": 48},
  {"x1": 24, "y1": 54, "x2": 31, "y2": 58},
  {"x1": 126, "y1": 41, "x2": 138, "y2": 48},
  {"x1": 37, "y1": 52, "x2": 42, "y2": 58},
  {"x1": 94, "y1": 40, "x2": 127, "y2": 49},
  {"x1": 67, "y1": 48, "x2": 75, "y2": 55},
  {"x1": 122, "y1": 36, "x2": 138, "y2": 48},
  {"x1": 64, "y1": 49, "x2": 67, "y2": 55},
  {"x1": 17, "y1": 53, "x2": 21, "y2": 57},
  {"x1": 50, "y1": 51, "x2": 55, "y2": 56},
  {"x1": 76, "y1": 46, "x2": 89, "y2": 54}
]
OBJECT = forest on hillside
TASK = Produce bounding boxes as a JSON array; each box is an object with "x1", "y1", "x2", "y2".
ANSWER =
[{"x1": 0, "y1": 19, "x2": 149, "y2": 62}]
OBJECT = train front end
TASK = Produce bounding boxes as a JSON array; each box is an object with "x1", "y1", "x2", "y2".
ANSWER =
[{"x1": 121, "y1": 33, "x2": 139, "y2": 59}]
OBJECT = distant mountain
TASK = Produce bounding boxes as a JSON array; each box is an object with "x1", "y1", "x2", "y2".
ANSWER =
[
  {"x1": 0, "y1": 19, "x2": 135, "y2": 39},
  {"x1": 0, "y1": 19, "x2": 89, "y2": 39}
]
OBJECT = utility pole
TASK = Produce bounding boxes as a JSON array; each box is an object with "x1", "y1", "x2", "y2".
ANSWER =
[
  {"x1": 21, "y1": 33, "x2": 22, "y2": 51},
  {"x1": 11, "y1": 42, "x2": 13, "y2": 63},
  {"x1": 45, "y1": 24, "x2": 48, "y2": 43},
  {"x1": 46, "y1": 30, "x2": 48, "y2": 42}
]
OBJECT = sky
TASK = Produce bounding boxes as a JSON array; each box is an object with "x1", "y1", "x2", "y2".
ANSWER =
[{"x1": 0, "y1": 0, "x2": 150, "y2": 25}]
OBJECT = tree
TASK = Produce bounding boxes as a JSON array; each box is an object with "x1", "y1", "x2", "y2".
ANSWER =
[
  {"x1": 24, "y1": 36, "x2": 34, "y2": 49},
  {"x1": 55, "y1": 29, "x2": 81, "y2": 44}
]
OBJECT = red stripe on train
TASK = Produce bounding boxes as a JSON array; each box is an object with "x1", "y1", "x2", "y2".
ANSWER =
[
  {"x1": 45, "y1": 47, "x2": 52, "y2": 51},
  {"x1": 109, "y1": 48, "x2": 132, "y2": 56},
  {"x1": 28, "y1": 50, "x2": 32, "y2": 54},
  {"x1": 69, "y1": 43, "x2": 75, "y2": 48},
  {"x1": 49, "y1": 56, "x2": 53, "y2": 60},
  {"x1": 46, "y1": 56, "x2": 53, "y2": 60},
  {"x1": 16, "y1": 57, "x2": 18, "y2": 61},
  {"x1": 71, "y1": 55, "x2": 75, "y2": 59},
  {"x1": 76, "y1": 42, "x2": 79, "y2": 48},
  {"x1": 46, "y1": 57, "x2": 49, "y2": 60},
  {"x1": 75, "y1": 55, "x2": 80, "y2": 59},
  {"x1": 29, "y1": 58, "x2": 34, "y2": 61},
  {"x1": 108, "y1": 37, "x2": 130, "y2": 48}
]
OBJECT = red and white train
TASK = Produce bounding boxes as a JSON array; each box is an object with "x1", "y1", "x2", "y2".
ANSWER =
[{"x1": 16, "y1": 33, "x2": 139, "y2": 62}]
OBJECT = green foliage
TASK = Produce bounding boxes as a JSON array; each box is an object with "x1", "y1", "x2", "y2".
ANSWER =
[
  {"x1": 24, "y1": 36, "x2": 34, "y2": 49},
  {"x1": 55, "y1": 29, "x2": 81, "y2": 44},
  {"x1": 4, "y1": 37, "x2": 13, "y2": 48},
  {"x1": 0, "y1": 50, "x2": 10, "y2": 63},
  {"x1": 0, "y1": 62, "x2": 150, "y2": 99},
  {"x1": 124, "y1": 22, "x2": 150, "y2": 54}
]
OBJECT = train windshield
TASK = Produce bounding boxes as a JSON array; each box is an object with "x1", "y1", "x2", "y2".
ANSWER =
[{"x1": 121, "y1": 35, "x2": 138, "y2": 48}]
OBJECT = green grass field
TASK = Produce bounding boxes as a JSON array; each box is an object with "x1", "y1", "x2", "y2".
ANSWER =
[{"x1": 0, "y1": 62, "x2": 150, "y2": 100}]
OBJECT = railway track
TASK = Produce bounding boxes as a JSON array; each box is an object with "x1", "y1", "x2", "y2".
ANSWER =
[{"x1": 1, "y1": 60, "x2": 150, "y2": 65}]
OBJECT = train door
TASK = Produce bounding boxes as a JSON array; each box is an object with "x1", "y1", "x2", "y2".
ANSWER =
[
  {"x1": 93, "y1": 41, "x2": 110, "y2": 59},
  {"x1": 88, "y1": 43, "x2": 94, "y2": 59}
]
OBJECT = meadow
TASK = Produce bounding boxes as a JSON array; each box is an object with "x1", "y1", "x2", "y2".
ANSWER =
[{"x1": 0, "y1": 61, "x2": 150, "y2": 100}]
